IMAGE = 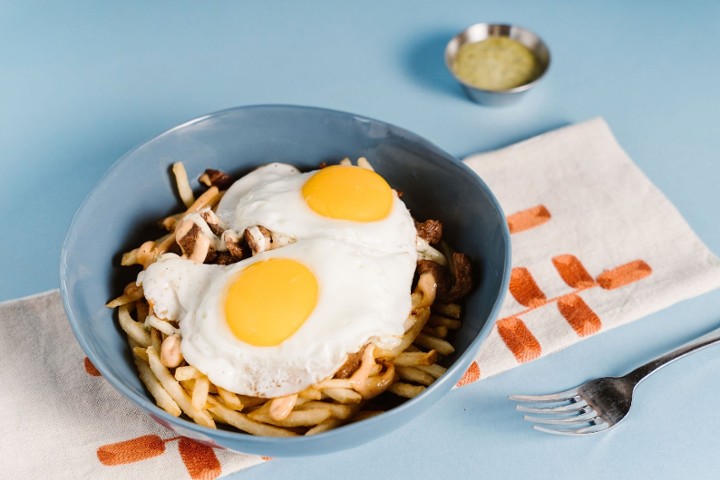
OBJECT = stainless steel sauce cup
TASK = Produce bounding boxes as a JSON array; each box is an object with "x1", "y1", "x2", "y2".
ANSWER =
[{"x1": 445, "y1": 23, "x2": 551, "y2": 106}]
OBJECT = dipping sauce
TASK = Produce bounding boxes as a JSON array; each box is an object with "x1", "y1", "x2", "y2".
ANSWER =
[{"x1": 451, "y1": 37, "x2": 541, "y2": 91}]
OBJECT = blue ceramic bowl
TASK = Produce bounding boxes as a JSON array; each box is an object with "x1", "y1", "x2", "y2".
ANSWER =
[{"x1": 60, "y1": 105, "x2": 510, "y2": 457}]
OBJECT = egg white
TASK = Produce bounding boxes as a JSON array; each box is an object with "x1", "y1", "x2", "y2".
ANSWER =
[
  {"x1": 140, "y1": 237, "x2": 416, "y2": 397},
  {"x1": 215, "y1": 163, "x2": 417, "y2": 258}
]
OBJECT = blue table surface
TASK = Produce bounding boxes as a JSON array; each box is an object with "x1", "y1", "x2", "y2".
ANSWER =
[{"x1": 4, "y1": 1, "x2": 720, "y2": 478}]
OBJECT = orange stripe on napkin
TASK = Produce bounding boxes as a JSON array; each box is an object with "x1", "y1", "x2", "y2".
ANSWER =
[
  {"x1": 556, "y1": 294, "x2": 602, "y2": 337},
  {"x1": 597, "y1": 260, "x2": 652, "y2": 290},
  {"x1": 178, "y1": 437, "x2": 222, "y2": 480},
  {"x1": 509, "y1": 267, "x2": 547, "y2": 307},
  {"x1": 497, "y1": 317, "x2": 541, "y2": 363},
  {"x1": 84, "y1": 357, "x2": 102, "y2": 376},
  {"x1": 507, "y1": 205, "x2": 551, "y2": 234},
  {"x1": 552, "y1": 255, "x2": 596, "y2": 288},
  {"x1": 456, "y1": 361, "x2": 481, "y2": 386},
  {"x1": 97, "y1": 435, "x2": 165, "y2": 466}
]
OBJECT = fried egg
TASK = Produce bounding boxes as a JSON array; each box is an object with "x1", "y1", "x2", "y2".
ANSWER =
[
  {"x1": 215, "y1": 163, "x2": 417, "y2": 257},
  {"x1": 140, "y1": 237, "x2": 415, "y2": 397}
]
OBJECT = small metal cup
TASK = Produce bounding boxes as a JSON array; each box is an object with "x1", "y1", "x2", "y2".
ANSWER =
[{"x1": 445, "y1": 23, "x2": 551, "y2": 106}]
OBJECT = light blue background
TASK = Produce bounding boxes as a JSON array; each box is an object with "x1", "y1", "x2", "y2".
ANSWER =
[{"x1": 3, "y1": 1, "x2": 720, "y2": 478}]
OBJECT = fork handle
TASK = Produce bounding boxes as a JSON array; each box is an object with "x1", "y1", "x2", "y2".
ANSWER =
[{"x1": 625, "y1": 325, "x2": 720, "y2": 385}]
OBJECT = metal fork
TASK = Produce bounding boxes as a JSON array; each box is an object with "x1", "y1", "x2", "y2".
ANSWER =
[{"x1": 509, "y1": 325, "x2": 720, "y2": 435}]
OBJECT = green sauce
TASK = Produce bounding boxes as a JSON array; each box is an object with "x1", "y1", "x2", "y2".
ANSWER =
[{"x1": 452, "y1": 37, "x2": 541, "y2": 91}]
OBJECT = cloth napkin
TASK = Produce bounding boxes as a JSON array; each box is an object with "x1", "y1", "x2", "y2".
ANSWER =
[
  {"x1": 456, "y1": 117, "x2": 720, "y2": 385},
  {"x1": 0, "y1": 290, "x2": 265, "y2": 479},
  {"x1": 2, "y1": 118, "x2": 719, "y2": 478}
]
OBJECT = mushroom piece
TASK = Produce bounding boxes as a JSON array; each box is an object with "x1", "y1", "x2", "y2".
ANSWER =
[
  {"x1": 415, "y1": 219, "x2": 443, "y2": 245},
  {"x1": 198, "y1": 168, "x2": 235, "y2": 190},
  {"x1": 175, "y1": 219, "x2": 212, "y2": 263},
  {"x1": 221, "y1": 229, "x2": 247, "y2": 259},
  {"x1": 242, "y1": 225, "x2": 295, "y2": 255},
  {"x1": 199, "y1": 209, "x2": 224, "y2": 236},
  {"x1": 243, "y1": 225, "x2": 272, "y2": 255},
  {"x1": 416, "y1": 252, "x2": 473, "y2": 303}
]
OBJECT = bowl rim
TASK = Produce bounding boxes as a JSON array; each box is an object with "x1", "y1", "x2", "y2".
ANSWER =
[
  {"x1": 444, "y1": 22, "x2": 551, "y2": 95},
  {"x1": 59, "y1": 104, "x2": 511, "y2": 451}
]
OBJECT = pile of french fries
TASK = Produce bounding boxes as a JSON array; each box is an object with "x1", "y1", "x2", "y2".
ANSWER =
[{"x1": 105, "y1": 160, "x2": 465, "y2": 436}]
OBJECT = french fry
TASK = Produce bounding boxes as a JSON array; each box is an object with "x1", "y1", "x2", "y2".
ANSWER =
[
  {"x1": 346, "y1": 345, "x2": 396, "y2": 399},
  {"x1": 305, "y1": 418, "x2": 344, "y2": 436},
  {"x1": 118, "y1": 305, "x2": 151, "y2": 347},
  {"x1": 174, "y1": 365, "x2": 202, "y2": 381},
  {"x1": 151, "y1": 233, "x2": 177, "y2": 258},
  {"x1": 411, "y1": 271, "x2": 438, "y2": 309},
  {"x1": 192, "y1": 376, "x2": 210, "y2": 410},
  {"x1": 313, "y1": 378, "x2": 354, "y2": 390},
  {"x1": 423, "y1": 325, "x2": 448, "y2": 339},
  {"x1": 132, "y1": 346, "x2": 149, "y2": 362},
  {"x1": 376, "y1": 272, "x2": 437, "y2": 358},
  {"x1": 396, "y1": 366, "x2": 435, "y2": 386},
  {"x1": 348, "y1": 344, "x2": 376, "y2": 387},
  {"x1": 350, "y1": 410, "x2": 384, "y2": 422},
  {"x1": 394, "y1": 350, "x2": 437, "y2": 367},
  {"x1": 217, "y1": 386, "x2": 244, "y2": 410},
  {"x1": 146, "y1": 346, "x2": 215, "y2": 428},
  {"x1": 322, "y1": 387, "x2": 362, "y2": 405},
  {"x1": 375, "y1": 307, "x2": 431, "y2": 359},
  {"x1": 236, "y1": 394, "x2": 268, "y2": 409},
  {"x1": 432, "y1": 303, "x2": 462, "y2": 319},
  {"x1": 145, "y1": 315, "x2": 179, "y2": 336},
  {"x1": 416, "y1": 363, "x2": 447, "y2": 379},
  {"x1": 295, "y1": 401, "x2": 354, "y2": 420},
  {"x1": 180, "y1": 379, "x2": 195, "y2": 394},
  {"x1": 172, "y1": 162, "x2": 195, "y2": 208},
  {"x1": 428, "y1": 314, "x2": 461, "y2": 330},
  {"x1": 150, "y1": 328, "x2": 162, "y2": 352},
  {"x1": 243, "y1": 397, "x2": 272, "y2": 416},
  {"x1": 161, "y1": 212, "x2": 183, "y2": 231},
  {"x1": 120, "y1": 240, "x2": 155, "y2": 268},
  {"x1": 126, "y1": 281, "x2": 143, "y2": 296},
  {"x1": 249, "y1": 395, "x2": 309, "y2": 417},
  {"x1": 249, "y1": 408, "x2": 332, "y2": 427},
  {"x1": 134, "y1": 356, "x2": 182, "y2": 416},
  {"x1": 414, "y1": 333, "x2": 455, "y2": 356},
  {"x1": 298, "y1": 387, "x2": 323, "y2": 401},
  {"x1": 120, "y1": 248, "x2": 139, "y2": 267},
  {"x1": 198, "y1": 172, "x2": 212, "y2": 187},
  {"x1": 106, "y1": 283, "x2": 144, "y2": 308},
  {"x1": 207, "y1": 397, "x2": 297, "y2": 437},
  {"x1": 128, "y1": 338, "x2": 182, "y2": 416},
  {"x1": 356, "y1": 157, "x2": 374, "y2": 171},
  {"x1": 389, "y1": 382, "x2": 425, "y2": 399},
  {"x1": 134, "y1": 241, "x2": 157, "y2": 269},
  {"x1": 353, "y1": 363, "x2": 396, "y2": 400},
  {"x1": 187, "y1": 186, "x2": 221, "y2": 213}
]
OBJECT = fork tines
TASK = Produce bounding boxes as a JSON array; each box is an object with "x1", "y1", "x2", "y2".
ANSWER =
[{"x1": 509, "y1": 390, "x2": 609, "y2": 436}]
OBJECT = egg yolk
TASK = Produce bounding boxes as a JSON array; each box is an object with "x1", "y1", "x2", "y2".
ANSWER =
[
  {"x1": 224, "y1": 258, "x2": 318, "y2": 347},
  {"x1": 301, "y1": 165, "x2": 393, "y2": 222}
]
